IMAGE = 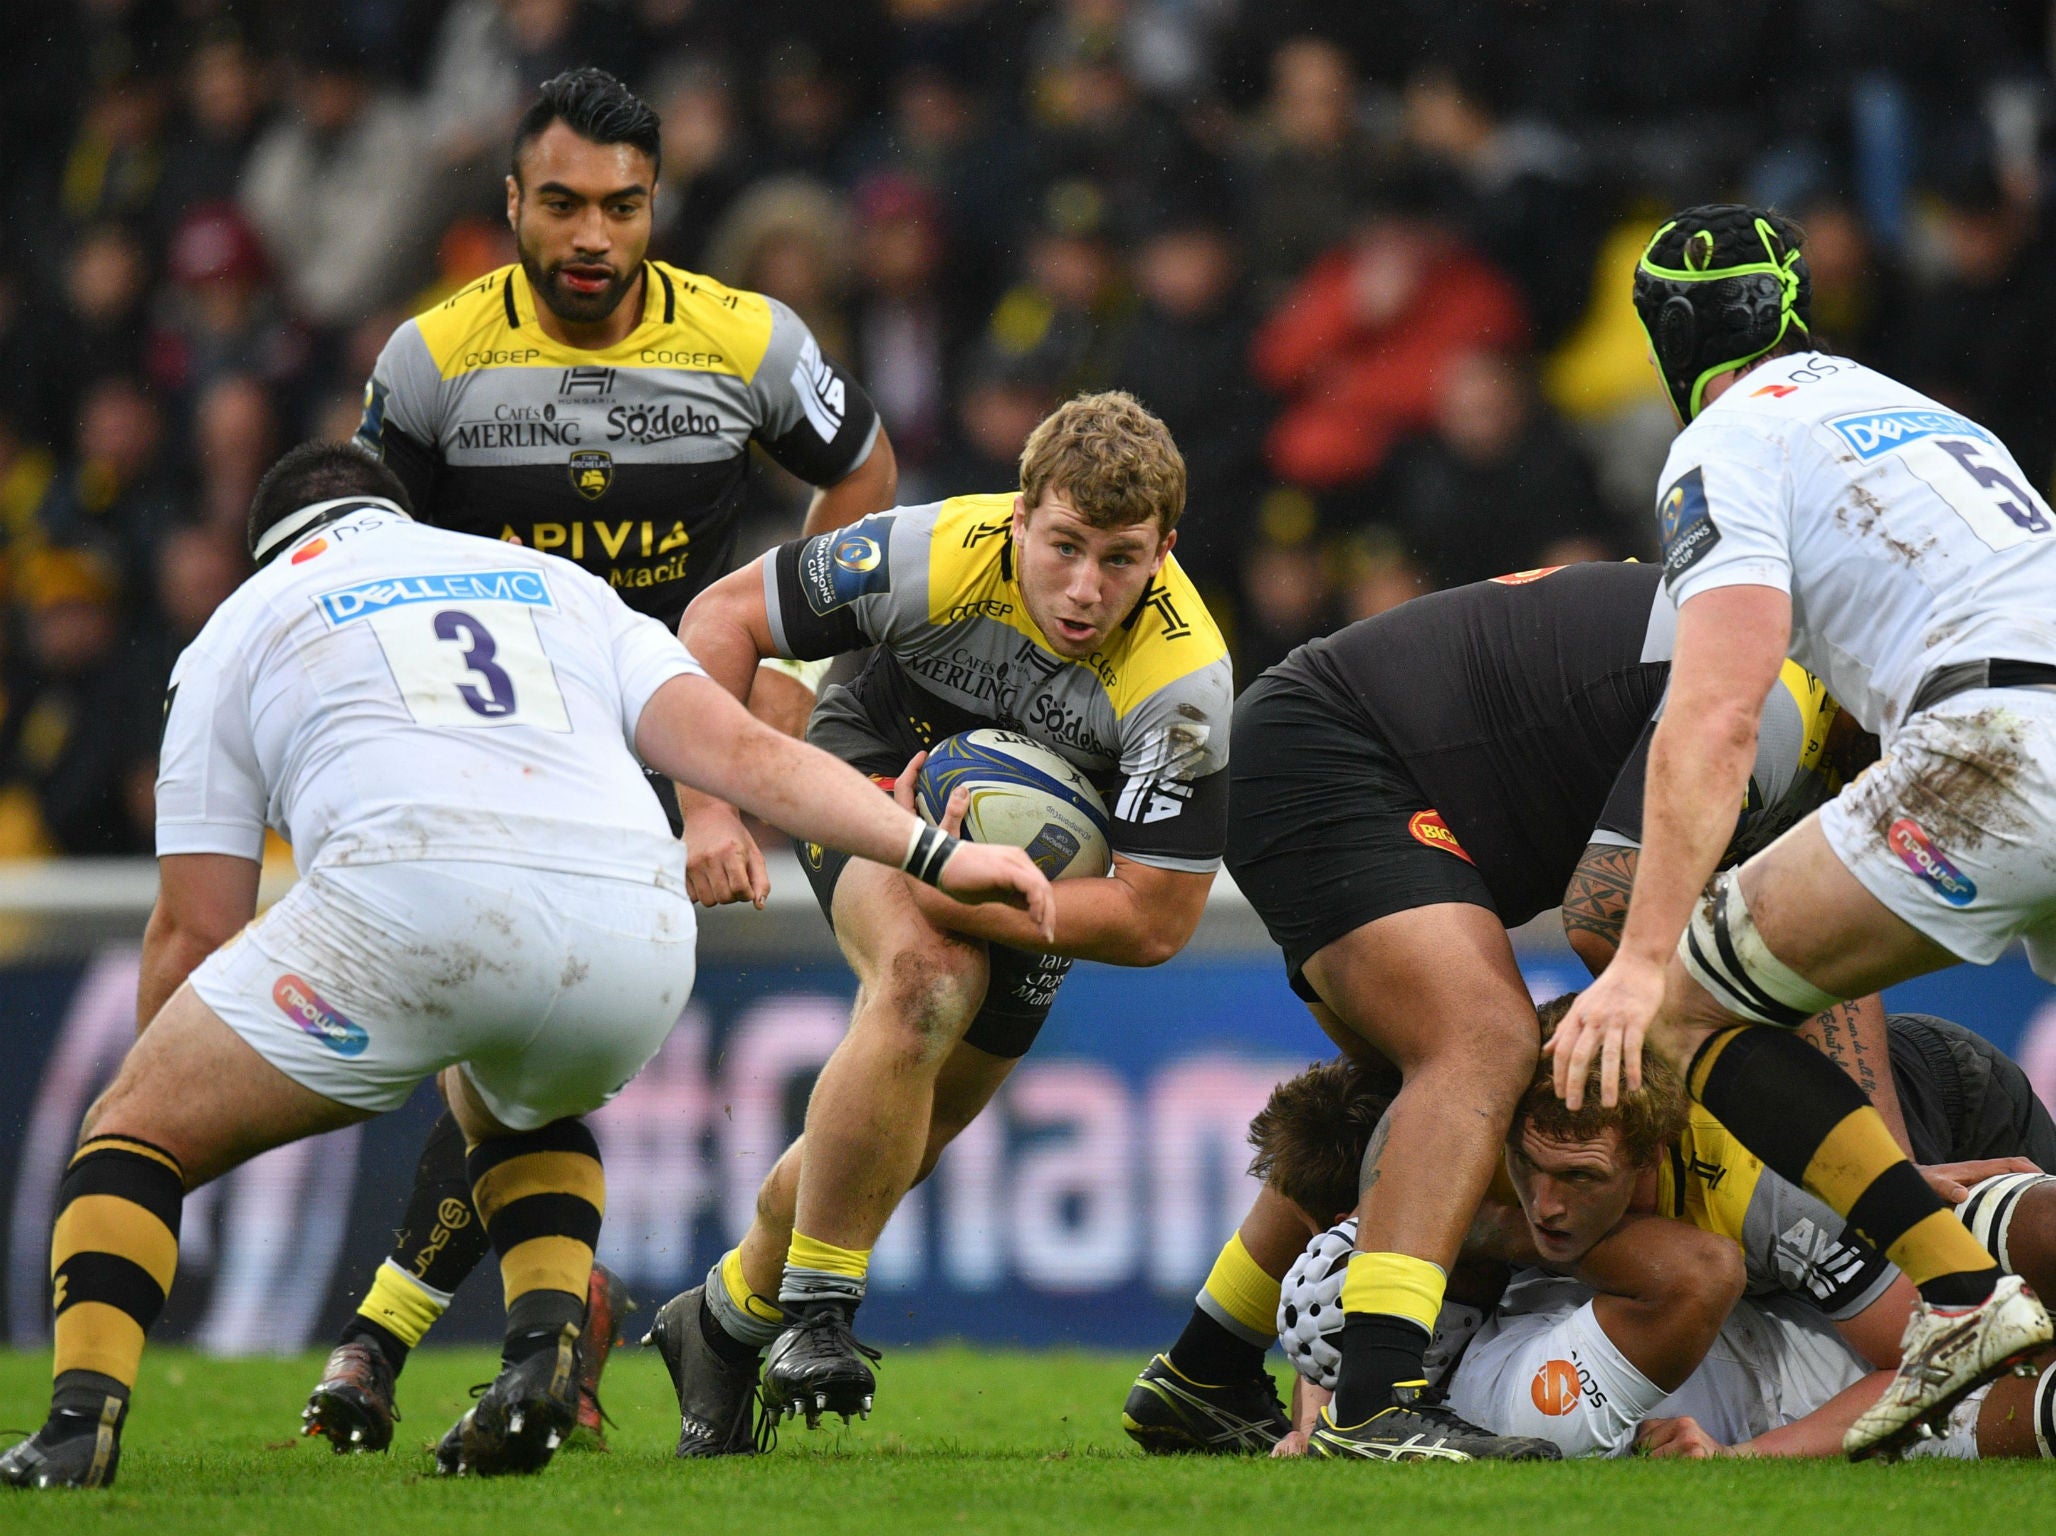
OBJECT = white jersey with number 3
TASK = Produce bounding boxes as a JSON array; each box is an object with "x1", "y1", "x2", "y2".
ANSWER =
[
  {"x1": 157, "y1": 501, "x2": 701, "y2": 887},
  {"x1": 1654, "y1": 352, "x2": 2056, "y2": 740}
]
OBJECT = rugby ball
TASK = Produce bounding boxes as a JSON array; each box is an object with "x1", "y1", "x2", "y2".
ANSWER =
[{"x1": 915, "y1": 728, "x2": 1112, "y2": 881}]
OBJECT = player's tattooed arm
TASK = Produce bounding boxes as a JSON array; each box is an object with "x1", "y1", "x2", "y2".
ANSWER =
[
  {"x1": 1801, "y1": 994, "x2": 1913, "y2": 1156},
  {"x1": 1561, "y1": 843, "x2": 1639, "y2": 976}
]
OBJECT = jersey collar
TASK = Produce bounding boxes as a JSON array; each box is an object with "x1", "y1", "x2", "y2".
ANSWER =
[
  {"x1": 505, "y1": 262, "x2": 664, "y2": 339},
  {"x1": 254, "y1": 497, "x2": 410, "y2": 567}
]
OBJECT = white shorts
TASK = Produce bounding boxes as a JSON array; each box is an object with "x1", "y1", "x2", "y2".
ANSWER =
[
  {"x1": 1818, "y1": 688, "x2": 2056, "y2": 977},
  {"x1": 190, "y1": 860, "x2": 698, "y2": 1130},
  {"x1": 1447, "y1": 1273, "x2": 1866, "y2": 1457}
]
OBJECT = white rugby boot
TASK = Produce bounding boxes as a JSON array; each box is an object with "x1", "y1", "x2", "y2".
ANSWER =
[{"x1": 1845, "y1": 1273, "x2": 2052, "y2": 1460}]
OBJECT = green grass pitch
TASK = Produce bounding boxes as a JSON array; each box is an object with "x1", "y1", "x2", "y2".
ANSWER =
[{"x1": 1, "y1": 1345, "x2": 2047, "y2": 1533}]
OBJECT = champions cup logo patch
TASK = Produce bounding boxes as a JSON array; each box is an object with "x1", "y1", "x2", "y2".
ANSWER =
[
  {"x1": 1887, "y1": 818, "x2": 1978, "y2": 906},
  {"x1": 800, "y1": 515, "x2": 895, "y2": 614},
  {"x1": 273, "y1": 974, "x2": 369, "y2": 1057},
  {"x1": 568, "y1": 448, "x2": 614, "y2": 500},
  {"x1": 1407, "y1": 809, "x2": 1473, "y2": 864},
  {"x1": 1657, "y1": 466, "x2": 1720, "y2": 581},
  {"x1": 1531, "y1": 1359, "x2": 1581, "y2": 1416}
]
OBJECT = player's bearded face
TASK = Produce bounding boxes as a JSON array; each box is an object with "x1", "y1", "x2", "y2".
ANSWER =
[
  {"x1": 1505, "y1": 1125, "x2": 1640, "y2": 1266},
  {"x1": 1011, "y1": 495, "x2": 1173, "y2": 659},
  {"x1": 509, "y1": 125, "x2": 654, "y2": 326}
]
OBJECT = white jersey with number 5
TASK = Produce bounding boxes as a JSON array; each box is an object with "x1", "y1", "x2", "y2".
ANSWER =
[
  {"x1": 157, "y1": 500, "x2": 701, "y2": 887},
  {"x1": 1653, "y1": 351, "x2": 2056, "y2": 741}
]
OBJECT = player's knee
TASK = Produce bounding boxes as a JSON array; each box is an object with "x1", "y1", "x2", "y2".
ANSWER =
[{"x1": 869, "y1": 942, "x2": 988, "y2": 1054}]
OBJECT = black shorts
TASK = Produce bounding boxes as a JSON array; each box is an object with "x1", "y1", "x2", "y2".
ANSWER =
[
  {"x1": 1889, "y1": 1012, "x2": 2056, "y2": 1170},
  {"x1": 794, "y1": 701, "x2": 1073, "y2": 1059},
  {"x1": 1225, "y1": 672, "x2": 1495, "y2": 1002}
]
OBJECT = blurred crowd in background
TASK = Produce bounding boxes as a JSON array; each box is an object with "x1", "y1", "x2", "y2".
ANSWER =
[{"x1": 4, "y1": 0, "x2": 2056, "y2": 856}]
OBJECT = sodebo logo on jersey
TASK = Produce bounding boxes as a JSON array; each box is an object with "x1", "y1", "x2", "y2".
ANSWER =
[
  {"x1": 272, "y1": 974, "x2": 368, "y2": 1057},
  {"x1": 1828, "y1": 409, "x2": 1994, "y2": 461},
  {"x1": 316, "y1": 569, "x2": 555, "y2": 625},
  {"x1": 1887, "y1": 818, "x2": 1978, "y2": 906}
]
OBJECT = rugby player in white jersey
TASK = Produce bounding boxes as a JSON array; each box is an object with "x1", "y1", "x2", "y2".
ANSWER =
[
  {"x1": 1551, "y1": 204, "x2": 2056, "y2": 1456},
  {"x1": 0, "y1": 443, "x2": 1048, "y2": 1491}
]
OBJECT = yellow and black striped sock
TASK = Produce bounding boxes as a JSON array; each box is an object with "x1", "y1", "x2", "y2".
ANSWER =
[
  {"x1": 1692, "y1": 1026, "x2": 1998, "y2": 1305},
  {"x1": 466, "y1": 1118, "x2": 604, "y2": 1359},
  {"x1": 48, "y1": 1135, "x2": 184, "y2": 1421}
]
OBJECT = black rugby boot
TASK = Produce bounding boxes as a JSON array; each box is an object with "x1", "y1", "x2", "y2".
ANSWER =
[
  {"x1": 1121, "y1": 1352, "x2": 1290, "y2": 1454},
  {"x1": 1308, "y1": 1381, "x2": 1561, "y2": 1462},
  {"x1": 434, "y1": 1323, "x2": 582, "y2": 1477},
  {"x1": 644, "y1": 1285, "x2": 764, "y2": 1457},
  {"x1": 0, "y1": 1397, "x2": 124, "y2": 1490},
  {"x1": 763, "y1": 1302, "x2": 880, "y2": 1428}
]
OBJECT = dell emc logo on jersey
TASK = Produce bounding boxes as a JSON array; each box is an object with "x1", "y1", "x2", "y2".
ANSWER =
[
  {"x1": 316, "y1": 569, "x2": 555, "y2": 625},
  {"x1": 1828, "y1": 408, "x2": 1994, "y2": 461}
]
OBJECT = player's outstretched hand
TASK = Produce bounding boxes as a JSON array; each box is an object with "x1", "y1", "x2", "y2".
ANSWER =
[
  {"x1": 683, "y1": 799, "x2": 769, "y2": 908},
  {"x1": 936, "y1": 843, "x2": 1054, "y2": 941},
  {"x1": 1921, "y1": 1156, "x2": 2042, "y2": 1205},
  {"x1": 1635, "y1": 1416, "x2": 1727, "y2": 1459},
  {"x1": 1549, "y1": 955, "x2": 1666, "y2": 1109}
]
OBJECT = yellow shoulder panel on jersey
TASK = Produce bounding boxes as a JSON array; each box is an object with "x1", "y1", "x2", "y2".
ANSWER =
[
  {"x1": 412, "y1": 263, "x2": 775, "y2": 380},
  {"x1": 1657, "y1": 1104, "x2": 1766, "y2": 1246},
  {"x1": 919, "y1": 493, "x2": 1227, "y2": 715},
  {"x1": 1104, "y1": 554, "x2": 1227, "y2": 719}
]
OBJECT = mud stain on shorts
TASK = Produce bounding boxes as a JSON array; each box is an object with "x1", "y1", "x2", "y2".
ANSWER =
[{"x1": 1865, "y1": 706, "x2": 2033, "y2": 854}]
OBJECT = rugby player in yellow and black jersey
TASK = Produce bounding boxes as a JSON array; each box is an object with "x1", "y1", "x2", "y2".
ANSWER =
[
  {"x1": 638, "y1": 392, "x2": 1233, "y2": 1454},
  {"x1": 303, "y1": 69, "x2": 896, "y2": 1456}
]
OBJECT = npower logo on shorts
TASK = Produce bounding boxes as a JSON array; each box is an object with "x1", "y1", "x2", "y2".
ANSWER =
[
  {"x1": 1887, "y1": 818, "x2": 1978, "y2": 907},
  {"x1": 272, "y1": 974, "x2": 370, "y2": 1057}
]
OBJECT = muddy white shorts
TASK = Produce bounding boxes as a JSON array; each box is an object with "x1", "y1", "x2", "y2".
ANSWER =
[
  {"x1": 1817, "y1": 688, "x2": 2056, "y2": 977},
  {"x1": 189, "y1": 859, "x2": 698, "y2": 1130},
  {"x1": 1446, "y1": 1272, "x2": 1866, "y2": 1456}
]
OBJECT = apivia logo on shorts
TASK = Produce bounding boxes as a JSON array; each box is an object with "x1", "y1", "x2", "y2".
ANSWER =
[
  {"x1": 1887, "y1": 818, "x2": 1977, "y2": 906},
  {"x1": 1827, "y1": 409, "x2": 1994, "y2": 461},
  {"x1": 315, "y1": 569, "x2": 554, "y2": 625},
  {"x1": 272, "y1": 974, "x2": 368, "y2": 1057},
  {"x1": 1407, "y1": 809, "x2": 1474, "y2": 864}
]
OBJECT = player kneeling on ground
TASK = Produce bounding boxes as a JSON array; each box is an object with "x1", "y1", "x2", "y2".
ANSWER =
[
  {"x1": 0, "y1": 444, "x2": 1048, "y2": 1491},
  {"x1": 647, "y1": 391, "x2": 1231, "y2": 1454},
  {"x1": 1266, "y1": 1002, "x2": 2056, "y2": 1459}
]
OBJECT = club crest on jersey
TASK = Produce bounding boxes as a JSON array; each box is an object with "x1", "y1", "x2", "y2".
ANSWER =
[
  {"x1": 1887, "y1": 818, "x2": 1977, "y2": 906},
  {"x1": 569, "y1": 448, "x2": 614, "y2": 500},
  {"x1": 1657, "y1": 466, "x2": 1720, "y2": 583},
  {"x1": 273, "y1": 974, "x2": 368, "y2": 1056},
  {"x1": 1407, "y1": 809, "x2": 1473, "y2": 864}
]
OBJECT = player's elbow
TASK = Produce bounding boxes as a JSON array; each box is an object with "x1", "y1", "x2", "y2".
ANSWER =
[
  {"x1": 1123, "y1": 925, "x2": 1187, "y2": 968},
  {"x1": 1566, "y1": 924, "x2": 1618, "y2": 978},
  {"x1": 1654, "y1": 1228, "x2": 1747, "y2": 1332}
]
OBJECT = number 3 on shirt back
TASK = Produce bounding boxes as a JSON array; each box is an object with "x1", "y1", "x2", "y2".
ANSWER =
[{"x1": 369, "y1": 603, "x2": 571, "y2": 731}]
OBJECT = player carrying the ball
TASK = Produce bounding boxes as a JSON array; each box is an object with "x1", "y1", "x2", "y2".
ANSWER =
[{"x1": 646, "y1": 391, "x2": 1233, "y2": 1453}]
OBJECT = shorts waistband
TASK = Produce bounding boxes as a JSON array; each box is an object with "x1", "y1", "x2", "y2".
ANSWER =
[{"x1": 1908, "y1": 660, "x2": 2056, "y2": 719}]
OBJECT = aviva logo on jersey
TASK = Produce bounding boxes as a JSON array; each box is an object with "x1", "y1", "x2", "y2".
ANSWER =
[{"x1": 317, "y1": 569, "x2": 555, "y2": 625}]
